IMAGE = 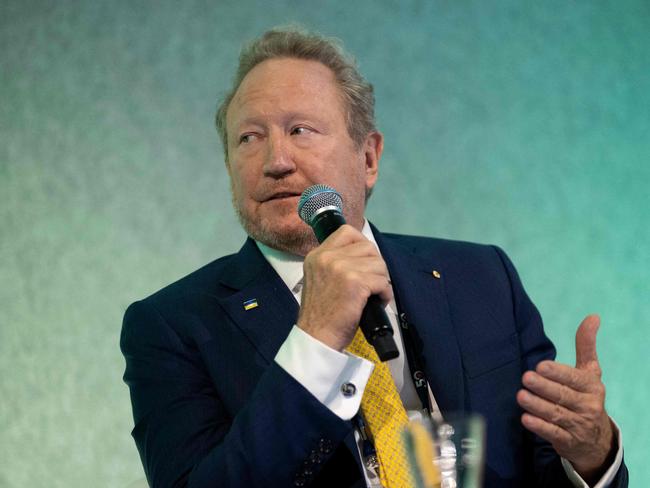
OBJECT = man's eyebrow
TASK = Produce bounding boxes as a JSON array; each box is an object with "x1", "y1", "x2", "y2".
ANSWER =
[
  {"x1": 235, "y1": 111, "x2": 324, "y2": 130},
  {"x1": 233, "y1": 117, "x2": 265, "y2": 131}
]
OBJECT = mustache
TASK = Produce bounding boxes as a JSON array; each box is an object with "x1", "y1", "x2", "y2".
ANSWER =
[{"x1": 255, "y1": 184, "x2": 308, "y2": 202}]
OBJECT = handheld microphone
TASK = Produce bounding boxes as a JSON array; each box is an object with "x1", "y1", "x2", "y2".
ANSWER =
[{"x1": 298, "y1": 184, "x2": 399, "y2": 362}]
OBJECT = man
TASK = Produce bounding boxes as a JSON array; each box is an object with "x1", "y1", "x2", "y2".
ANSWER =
[{"x1": 121, "y1": 28, "x2": 628, "y2": 487}]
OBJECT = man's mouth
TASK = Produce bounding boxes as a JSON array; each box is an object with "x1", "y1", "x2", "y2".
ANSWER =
[{"x1": 264, "y1": 192, "x2": 301, "y2": 202}]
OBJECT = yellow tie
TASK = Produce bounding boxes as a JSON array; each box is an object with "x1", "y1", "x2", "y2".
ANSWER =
[{"x1": 347, "y1": 328, "x2": 415, "y2": 488}]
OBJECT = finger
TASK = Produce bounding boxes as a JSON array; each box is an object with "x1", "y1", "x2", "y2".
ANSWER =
[
  {"x1": 331, "y1": 256, "x2": 390, "y2": 280},
  {"x1": 306, "y1": 244, "x2": 386, "y2": 278},
  {"x1": 361, "y1": 272, "x2": 394, "y2": 304},
  {"x1": 317, "y1": 237, "x2": 381, "y2": 263},
  {"x1": 575, "y1": 314, "x2": 601, "y2": 372},
  {"x1": 517, "y1": 389, "x2": 581, "y2": 431},
  {"x1": 320, "y1": 225, "x2": 369, "y2": 249},
  {"x1": 338, "y1": 240, "x2": 383, "y2": 258},
  {"x1": 521, "y1": 412, "x2": 573, "y2": 446},
  {"x1": 521, "y1": 371, "x2": 589, "y2": 413},
  {"x1": 535, "y1": 361, "x2": 597, "y2": 394}
]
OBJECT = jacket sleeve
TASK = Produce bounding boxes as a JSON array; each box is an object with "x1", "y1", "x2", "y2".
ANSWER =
[
  {"x1": 120, "y1": 299, "x2": 355, "y2": 488},
  {"x1": 493, "y1": 246, "x2": 628, "y2": 488}
]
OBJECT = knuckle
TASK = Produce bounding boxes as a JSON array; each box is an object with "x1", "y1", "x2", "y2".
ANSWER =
[
  {"x1": 361, "y1": 240, "x2": 376, "y2": 253},
  {"x1": 303, "y1": 249, "x2": 317, "y2": 265},
  {"x1": 340, "y1": 268, "x2": 356, "y2": 285},
  {"x1": 551, "y1": 404, "x2": 564, "y2": 425},
  {"x1": 328, "y1": 257, "x2": 343, "y2": 274},
  {"x1": 313, "y1": 250, "x2": 330, "y2": 267},
  {"x1": 338, "y1": 224, "x2": 352, "y2": 235},
  {"x1": 584, "y1": 401, "x2": 602, "y2": 420},
  {"x1": 593, "y1": 399, "x2": 606, "y2": 416},
  {"x1": 593, "y1": 363, "x2": 603, "y2": 377}
]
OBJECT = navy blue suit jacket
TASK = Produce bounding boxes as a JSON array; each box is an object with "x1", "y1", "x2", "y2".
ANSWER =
[{"x1": 121, "y1": 228, "x2": 628, "y2": 487}]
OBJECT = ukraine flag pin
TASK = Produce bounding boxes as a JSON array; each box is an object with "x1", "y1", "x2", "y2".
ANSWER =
[{"x1": 243, "y1": 298, "x2": 259, "y2": 311}]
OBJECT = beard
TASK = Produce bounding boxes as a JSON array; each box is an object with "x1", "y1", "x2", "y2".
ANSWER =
[
  {"x1": 231, "y1": 194, "x2": 320, "y2": 257},
  {"x1": 229, "y1": 176, "x2": 368, "y2": 257}
]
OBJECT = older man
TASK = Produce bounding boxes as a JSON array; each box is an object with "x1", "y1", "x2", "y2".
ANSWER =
[{"x1": 121, "y1": 28, "x2": 627, "y2": 487}]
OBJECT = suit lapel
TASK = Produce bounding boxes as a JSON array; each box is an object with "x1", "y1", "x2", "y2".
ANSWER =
[
  {"x1": 373, "y1": 226, "x2": 465, "y2": 415},
  {"x1": 217, "y1": 238, "x2": 300, "y2": 364}
]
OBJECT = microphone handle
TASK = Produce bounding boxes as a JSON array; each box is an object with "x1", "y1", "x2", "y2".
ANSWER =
[{"x1": 310, "y1": 210, "x2": 399, "y2": 361}]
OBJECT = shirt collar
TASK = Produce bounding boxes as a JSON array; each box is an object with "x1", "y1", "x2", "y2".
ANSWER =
[{"x1": 255, "y1": 220, "x2": 379, "y2": 292}]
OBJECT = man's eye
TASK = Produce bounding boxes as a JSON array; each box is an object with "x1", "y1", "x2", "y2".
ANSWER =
[
  {"x1": 239, "y1": 134, "x2": 256, "y2": 144},
  {"x1": 290, "y1": 126, "x2": 311, "y2": 136}
]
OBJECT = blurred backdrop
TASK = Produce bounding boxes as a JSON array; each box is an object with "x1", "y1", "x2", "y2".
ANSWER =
[{"x1": 1, "y1": 0, "x2": 648, "y2": 486}]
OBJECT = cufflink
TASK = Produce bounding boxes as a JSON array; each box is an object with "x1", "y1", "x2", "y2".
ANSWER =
[{"x1": 340, "y1": 382, "x2": 357, "y2": 397}]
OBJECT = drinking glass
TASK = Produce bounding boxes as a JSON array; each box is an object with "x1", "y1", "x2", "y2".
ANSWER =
[{"x1": 404, "y1": 413, "x2": 486, "y2": 488}]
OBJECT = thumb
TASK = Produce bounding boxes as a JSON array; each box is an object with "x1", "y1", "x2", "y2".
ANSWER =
[{"x1": 575, "y1": 314, "x2": 601, "y2": 371}]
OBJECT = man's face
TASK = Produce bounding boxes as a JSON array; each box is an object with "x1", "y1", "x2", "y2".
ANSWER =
[{"x1": 225, "y1": 58, "x2": 382, "y2": 256}]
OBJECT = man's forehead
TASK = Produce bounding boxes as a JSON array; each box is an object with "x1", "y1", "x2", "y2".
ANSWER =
[
  {"x1": 238, "y1": 57, "x2": 337, "y2": 90},
  {"x1": 227, "y1": 58, "x2": 344, "y2": 125}
]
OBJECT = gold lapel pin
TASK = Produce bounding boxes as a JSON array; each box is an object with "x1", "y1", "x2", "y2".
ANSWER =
[{"x1": 432, "y1": 270, "x2": 441, "y2": 279}]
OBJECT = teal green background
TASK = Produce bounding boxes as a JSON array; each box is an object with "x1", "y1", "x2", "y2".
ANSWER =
[{"x1": 2, "y1": 1, "x2": 648, "y2": 486}]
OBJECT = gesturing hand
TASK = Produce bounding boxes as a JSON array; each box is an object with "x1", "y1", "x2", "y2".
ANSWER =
[{"x1": 517, "y1": 315, "x2": 616, "y2": 483}]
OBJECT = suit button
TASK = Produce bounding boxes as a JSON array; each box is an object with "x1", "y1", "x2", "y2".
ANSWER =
[
  {"x1": 309, "y1": 449, "x2": 322, "y2": 464},
  {"x1": 319, "y1": 438, "x2": 333, "y2": 454},
  {"x1": 340, "y1": 382, "x2": 356, "y2": 397},
  {"x1": 294, "y1": 475, "x2": 306, "y2": 486}
]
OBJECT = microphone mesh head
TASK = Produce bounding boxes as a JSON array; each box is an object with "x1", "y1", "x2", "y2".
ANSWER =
[{"x1": 298, "y1": 184, "x2": 343, "y2": 224}]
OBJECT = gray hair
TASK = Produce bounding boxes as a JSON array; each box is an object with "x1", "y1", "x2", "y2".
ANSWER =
[{"x1": 215, "y1": 26, "x2": 376, "y2": 162}]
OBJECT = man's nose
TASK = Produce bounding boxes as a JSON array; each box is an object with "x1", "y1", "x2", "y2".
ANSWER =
[{"x1": 263, "y1": 134, "x2": 296, "y2": 178}]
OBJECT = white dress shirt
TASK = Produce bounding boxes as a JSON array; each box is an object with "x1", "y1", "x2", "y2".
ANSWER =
[{"x1": 258, "y1": 221, "x2": 622, "y2": 487}]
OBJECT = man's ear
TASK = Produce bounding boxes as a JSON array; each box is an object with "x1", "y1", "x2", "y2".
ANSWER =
[{"x1": 363, "y1": 131, "x2": 384, "y2": 191}]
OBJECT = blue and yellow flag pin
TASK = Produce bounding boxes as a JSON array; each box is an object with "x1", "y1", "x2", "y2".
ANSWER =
[{"x1": 243, "y1": 298, "x2": 259, "y2": 311}]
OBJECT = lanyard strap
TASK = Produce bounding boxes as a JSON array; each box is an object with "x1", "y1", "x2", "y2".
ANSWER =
[{"x1": 398, "y1": 312, "x2": 434, "y2": 416}]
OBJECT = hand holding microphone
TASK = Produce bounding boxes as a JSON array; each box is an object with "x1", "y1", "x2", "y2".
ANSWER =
[{"x1": 296, "y1": 185, "x2": 399, "y2": 361}]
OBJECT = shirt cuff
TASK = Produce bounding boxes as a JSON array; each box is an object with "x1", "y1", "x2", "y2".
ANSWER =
[
  {"x1": 560, "y1": 418, "x2": 624, "y2": 488},
  {"x1": 275, "y1": 325, "x2": 374, "y2": 420}
]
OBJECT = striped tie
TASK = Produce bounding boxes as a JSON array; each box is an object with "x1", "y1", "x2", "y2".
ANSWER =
[{"x1": 347, "y1": 328, "x2": 414, "y2": 488}]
